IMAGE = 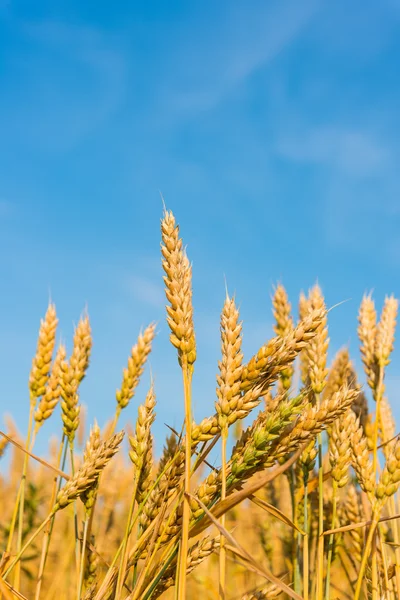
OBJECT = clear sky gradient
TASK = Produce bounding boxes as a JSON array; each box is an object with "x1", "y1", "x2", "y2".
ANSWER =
[{"x1": 1, "y1": 0, "x2": 400, "y2": 456}]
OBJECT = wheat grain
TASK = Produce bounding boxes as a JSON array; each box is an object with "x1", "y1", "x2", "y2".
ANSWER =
[
  {"x1": 216, "y1": 293, "x2": 243, "y2": 431},
  {"x1": 116, "y1": 323, "x2": 156, "y2": 412},
  {"x1": 161, "y1": 209, "x2": 196, "y2": 369},
  {"x1": 305, "y1": 284, "x2": 329, "y2": 395},
  {"x1": 272, "y1": 283, "x2": 294, "y2": 391},
  {"x1": 358, "y1": 293, "x2": 379, "y2": 394},
  {"x1": 34, "y1": 344, "x2": 66, "y2": 431},
  {"x1": 55, "y1": 432, "x2": 124, "y2": 510},
  {"x1": 29, "y1": 303, "x2": 58, "y2": 401}
]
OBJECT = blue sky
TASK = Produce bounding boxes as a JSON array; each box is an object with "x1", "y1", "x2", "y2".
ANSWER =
[{"x1": 1, "y1": 0, "x2": 400, "y2": 458}]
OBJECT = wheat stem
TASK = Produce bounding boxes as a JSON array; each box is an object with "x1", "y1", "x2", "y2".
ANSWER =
[
  {"x1": 324, "y1": 482, "x2": 338, "y2": 599},
  {"x1": 219, "y1": 427, "x2": 228, "y2": 600},
  {"x1": 354, "y1": 514, "x2": 379, "y2": 600},
  {"x1": 177, "y1": 366, "x2": 192, "y2": 599},
  {"x1": 14, "y1": 402, "x2": 35, "y2": 591}
]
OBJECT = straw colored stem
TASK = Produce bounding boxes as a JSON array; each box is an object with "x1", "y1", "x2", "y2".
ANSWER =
[
  {"x1": 116, "y1": 477, "x2": 139, "y2": 599},
  {"x1": 34, "y1": 435, "x2": 68, "y2": 600},
  {"x1": 388, "y1": 495, "x2": 400, "y2": 596},
  {"x1": 303, "y1": 475, "x2": 309, "y2": 600},
  {"x1": 219, "y1": 427, "x2": 228, "y2": 600},
  {"x1": 69, "y1": 444, "x2": 81, "y2": 599},
  {"x1": 316, "y1": 397, "x2": 324, "y2": 600},
  {"x1": 354, "y1": 514, "x2": 379, "y2": 600},
  {"x1": 14, "y1": 402, "x2": 35, "y2": 590},
  {"x1": 177, "y1": 367, "x2": 192, "y2": 599},
  {"x1": 78, "y1": 518, "x2": 90, "y2": 600},
  {"x1": 4, "y1": 513, "x2": 54, "y2": 580},
  {"x1": 325, "y1": 483, "x2": 338, "y2": 600}
]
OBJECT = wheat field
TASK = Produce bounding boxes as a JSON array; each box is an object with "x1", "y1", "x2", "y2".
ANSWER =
[{"x1": 0, "y1": 208, "x2": 399, "y2": 600}]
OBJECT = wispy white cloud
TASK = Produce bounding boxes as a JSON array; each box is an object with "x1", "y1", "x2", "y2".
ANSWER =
[
  {"x1": 161, "y1": 0, "x2": 320, "y2": 114},
  {"x1": 125, "y1": 274, "x2": 165, "y2": 309},
  {"x1": 276, "y1": 128, "x2": 390, "y2": 177}
]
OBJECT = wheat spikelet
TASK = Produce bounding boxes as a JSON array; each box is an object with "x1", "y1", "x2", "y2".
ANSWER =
[
  {"x1": 375, "y1": 295, "x2": 398, "y2": 368},
  {"x1": 227, "y1": 394, "x2": 304, "y2": 490},
  {"x1": 60, "y1": 358, "x2": 80, "y2": 443},
  {"x1": 380, "y1": 396, "x2": 396, "y2": 458},
  {"x1": 157, "y1": 432, "x2": 179, "y2": 476},
  {"x1": 83, "y1": 535, "x2": 98, "y2": 590},
  {"x1": 55, "y1": 432, "x2": 124, "y2": 510},
  {"x1": 70, "y1": 314, "x2": 92, "y2": 385},
  {"x1": 116, "y1": 323, "x2": 156, "y2": 412},
  {"x1": 136, "y1": 436, "x2": 154, "y2": 505},
  {"x1": 82, "y1": 583, "x2": 97, "y2": 600},
  {"x1": 298, "y1": 438, "x2": 318, "y2": 480},
  {"x1": 329, "y1": 409, "x2": 353, "y2": 488},
  {"x1": 349, "y1": 363, "x2": 369, "y2": 431},
  {"x1": 191, "y1": 308, "x2": 326, "y2": 446},
  {"x1": 324, "y1": 348, "x2": 352, "y2": 401},
  {"x1": 241, "y1": 307, "x2": 325, "y2": 394},
  {"x1": 187, "y1": 387, "x2": 358, "y2": 529},
  {"x1": 34, "y1": 344, "x2": 66, "y2": 431},
  {"x1": 358, "y1": 293, "x2": 379, "y2": 394},
  {"x1": 299, "y1": 291, "x2": 311, "y2": 385},
  {"x1": 188, "y1": 394, "x2": 303, "y2": 521},
  {"x1": 161, "y1": 209, "x2": 196, "y2": 369},
  {"x1": 272, "y1": 283, "x2": 294, "y2": 391},
  {"x1": 343, "y1": 485, "x2": 364, "y2": 564},
  {"x1": 152, "y1": 395, "x2": 303, "y2": 538},
  {"x1": 152, "y1": 535, "x2": 220, "y2": 597},
  {"x1": 139, "y1": 444, "x2": 185, "y2": 530},
  {"x1": 349, "y1": 412, "x2": 375, "y2": 499},
  {"x1": 29, "y1": 303, "x2": 58, "y2": 401},
  {"x1": 242, "y1": 582, "x2": 282, "y2": 600},
  {"x1": 375, "y1": 436, "x2": 400, "y2": 505},
  {"x1": 305, "y1": 284, "x2": 329, "y2": 395},
  {"x1": 80, "y1": 422, "x2": 102, "y2": 513},
  {"x1": 0, "y1": 433, "x2": 9, "y2": 459},
  {"x1": 59, "y1": 316, "x2": 92, "y2": 443},
  {"x1": 216, "y1": 293, "x2": 243, "y2": 431},
  {"x1": 273, "y1": 386, "x2": 359, "y2": 461},
  {"x1": 128, "y1": 385, "x2": 156, "y2": 503}
]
